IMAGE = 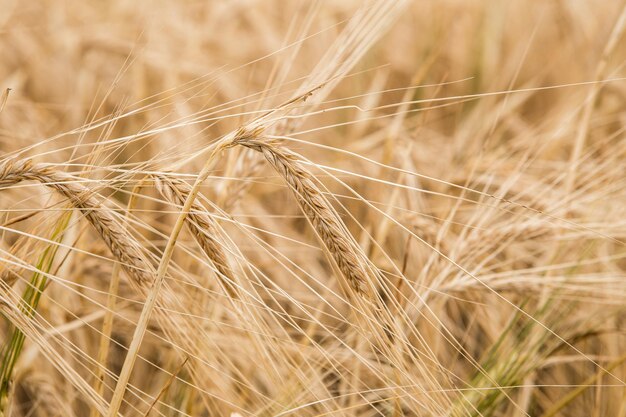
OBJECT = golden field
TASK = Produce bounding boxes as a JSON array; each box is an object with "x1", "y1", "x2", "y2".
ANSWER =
[{"x1": 0, "y1": 1, "x2": 625, "y2": 416}]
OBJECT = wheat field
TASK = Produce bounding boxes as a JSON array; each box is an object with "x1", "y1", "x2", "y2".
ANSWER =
[{"x1": 1, "y1": 1, "x2": 625, "y2": 416}]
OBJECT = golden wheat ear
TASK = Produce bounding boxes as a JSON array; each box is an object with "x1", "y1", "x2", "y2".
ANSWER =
[
  {"x1": 224, "y1": 137, "x2": 400, "y2": 348},
  {"x1": 0, "y1": 158, "x2": 153, "y2": 287},
  {"x1": 229, "y1": 138, "x2": 374, "y2": 300},
  {"x1": 152, "y1": 173, "x2": 239, "y2": 297}
]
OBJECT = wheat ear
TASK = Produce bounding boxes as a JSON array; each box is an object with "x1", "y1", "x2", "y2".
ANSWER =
[
  {"x1": 0, "y1": 158, "x2": 152, "y2": 287},
  {"x1": 228, "y1": 137, "x2": 373, "y2": 299},
  {"x1": 153, "y1": 174, "x2": 238, "y2": 297}
]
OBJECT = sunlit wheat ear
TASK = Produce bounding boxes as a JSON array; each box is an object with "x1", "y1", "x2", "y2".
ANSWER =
[
  {"x1": 152, "y1": 173, "x2": 239, "y2": 297},
  {"x1": 0, "y1": 158, "x2": 153, "y2": 287},
  {"x1": 227, "y1": 137, "x2": 376, "y2": 301}
]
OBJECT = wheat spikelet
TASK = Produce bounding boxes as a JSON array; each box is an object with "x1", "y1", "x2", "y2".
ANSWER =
[
  {"x1": 0, "y1": 158, "x2": 152, "y2": 287},
  {"x1": 152, "y1": 173, "x2": 238, "y2": 297},
  {"x1": 229, "y1": 137, "x2": 374, "y2": 300}
]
